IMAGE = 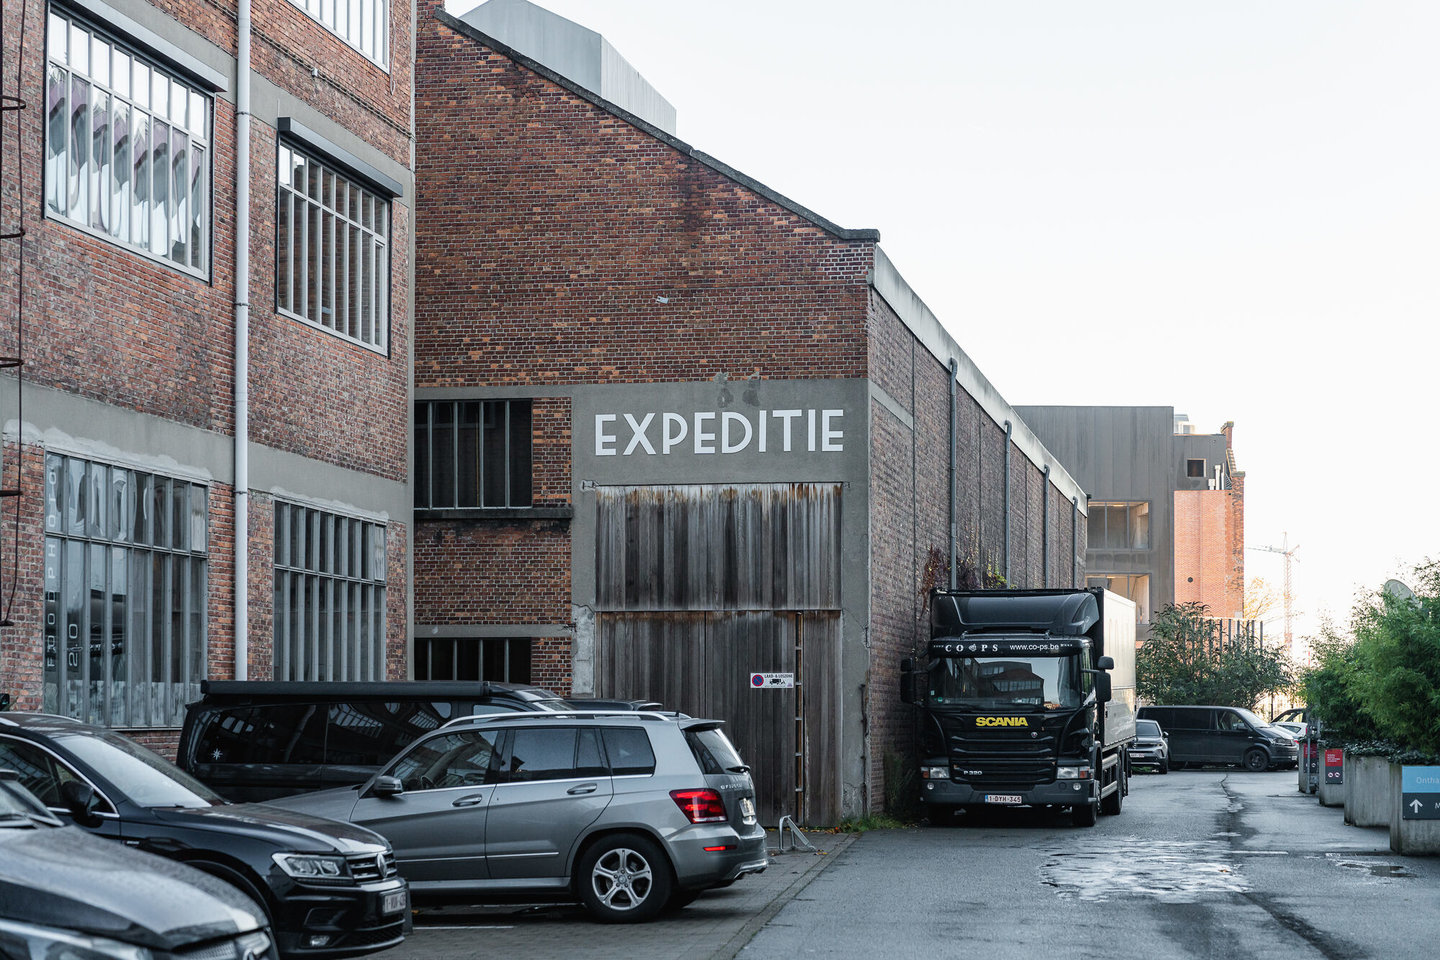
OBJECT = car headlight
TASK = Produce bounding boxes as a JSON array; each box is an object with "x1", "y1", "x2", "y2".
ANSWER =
[
  {"x1": 273, "y1": 852, "x2": 350, "y2": 883},
  {"x1": 0, "y1": 917, "x2": 153, "y2": 960}
]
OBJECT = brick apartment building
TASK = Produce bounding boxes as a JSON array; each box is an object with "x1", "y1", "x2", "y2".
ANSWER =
[
  {"x1": 1015, "y1": 407, "x2": 1247, "y2": 634},
  {"x1": 412, "y1": 0, "x2": 1089, "y2": 822},
  {"x1": 0, "y1": 0, "x2": 414, "y2": 749}
]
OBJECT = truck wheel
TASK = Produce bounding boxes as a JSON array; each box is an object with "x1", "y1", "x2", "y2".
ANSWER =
[
  {"x1": 1072, "y1": 802, "x2": 1098, "y2": 827},
  {"x1": 1101, "y1": 779, "x2": 1123, "y2": 815},
  {"x1": 1243, "y1": 748, "x2": 1269, "y2": 772}
]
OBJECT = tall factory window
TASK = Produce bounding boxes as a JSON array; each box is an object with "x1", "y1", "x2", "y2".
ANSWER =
[
  {"x1": 1087, "y1": 501, "x2": 1150, "y2": 550},
  {"x1": 273, "y1": 503, "x2": 388, "y2": 681},
  {"x1": 415, "y1": 400, "x2": 534, "y2": 510},
  {"x1": 43, "y1": 454, "x2": 209, "y2": 727},
  {"x1": 288, "y1": 0, "x2": 389, "y2": 66},
  {"x1": 277, "y1": 143, "x2": 390, "y2": 351},
  {"x1": 44, "y1": 8, "x2": 211, "y2": 275}
]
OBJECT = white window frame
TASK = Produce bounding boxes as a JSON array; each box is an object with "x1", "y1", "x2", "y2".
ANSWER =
[
  {"x1": 273, "y1": 502, "x2": 388, "y2": 682},
  {"x1": 288, "y1": 0, "x2": 389, "y2": 68},
  {"x1": 42, "y1": 452, "x2": 210, "y2": 728},
  {"x1": 44, "y1": 7, "x2": 211, "y2": 277},
  {"x1": 276, "y1": 142, "x2": 390, "y2": 352}
]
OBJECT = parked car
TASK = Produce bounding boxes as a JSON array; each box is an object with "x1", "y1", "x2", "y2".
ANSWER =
[
  {"x1": 1272, "y1": 720, "x2": 1308, "y2": 740},
  {"x1": 0, "y1": 768, "x2": 277, "y2": 960},
  {"x1": 0, "y1": 712, "x2": 411, "y2": 958},
  {"x1": 179, "y1": 680, "x2": 572, "y2": 801},
  {"x1": 1135, "y1": 705, "x2": 1299, "y2": 771},
  {"x1": 1131, "y1": 719, "x2": 1169, "y2": 773},
  {"x1": 268, "y1": 711, "x2": 770, "y2": 922}
]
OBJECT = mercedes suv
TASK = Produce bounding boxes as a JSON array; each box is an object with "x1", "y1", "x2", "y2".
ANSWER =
[{"x1": 268, "y1": 711, "x2": 769, "y2": 922}]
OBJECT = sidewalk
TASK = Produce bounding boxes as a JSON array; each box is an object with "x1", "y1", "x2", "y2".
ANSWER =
[{"x1": 373, "y1": 828, "x2": 857, "y2": 960}]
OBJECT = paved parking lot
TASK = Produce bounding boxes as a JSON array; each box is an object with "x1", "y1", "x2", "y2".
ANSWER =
[{"x1": 374, "y1": 829, "x2": 855, "y2": 960}]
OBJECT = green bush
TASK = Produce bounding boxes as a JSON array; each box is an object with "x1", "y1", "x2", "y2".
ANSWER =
[
  {"x1": 1137, "y1": 602, "x2": 1293, "y2": 708},
  {"x1": 1347, "y1": 562, "x2": 1440, "y2": 757}
]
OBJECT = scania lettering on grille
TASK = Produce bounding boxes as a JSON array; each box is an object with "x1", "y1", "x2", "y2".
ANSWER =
[{"x1": 976, "y1": 716, "x2": 1030, "y2": 727}]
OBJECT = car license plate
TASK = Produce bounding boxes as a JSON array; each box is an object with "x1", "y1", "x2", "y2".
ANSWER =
[
  {"x1": 381, "y1": 890, "x2": 407, "y2": 915},
  {"x1": 984, "y1": 794, "x2": 1023, "y2": 805},
  {"x1": 740, "y1": 796, "x2": 756, "y2": 823}
]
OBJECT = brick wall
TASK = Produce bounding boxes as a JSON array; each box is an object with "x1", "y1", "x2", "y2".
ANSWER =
[{"x1": 1174, "y1": 489, "x2": 1243, "y2": 617}]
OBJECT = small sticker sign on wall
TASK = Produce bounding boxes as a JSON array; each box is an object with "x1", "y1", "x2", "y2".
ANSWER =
[{"x1": 750, "y1": 673, "x2": 795, "y2": 689}]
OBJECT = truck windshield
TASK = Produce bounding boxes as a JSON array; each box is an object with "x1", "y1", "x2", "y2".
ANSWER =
[{"x1": 928, "y1": 655, "x2": 1083, "y2": 709}]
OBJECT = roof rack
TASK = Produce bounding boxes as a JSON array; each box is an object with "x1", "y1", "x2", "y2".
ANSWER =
[{"x1": 439, "y1": 710, "x2": 684, "y2": 730}]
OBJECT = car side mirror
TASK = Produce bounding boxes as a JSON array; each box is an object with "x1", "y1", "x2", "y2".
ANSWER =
[
  {"x1": 1094, "y1": 673, "x2": 1112, "y2": 704},
  {"x1": 1096, "y1": 656, "x2": 1115, "y2": 671},
  {"x1": 369, "y1": 775, "x2": 404, "y2": 798},
  {"x1": 59, "y1": 780, "x2": 102, "y2": 826}
]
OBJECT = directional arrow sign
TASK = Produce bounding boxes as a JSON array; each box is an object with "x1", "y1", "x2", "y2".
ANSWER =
[{"x1": 1401, "y1": 766, "x2": 1440, "y2": 820}]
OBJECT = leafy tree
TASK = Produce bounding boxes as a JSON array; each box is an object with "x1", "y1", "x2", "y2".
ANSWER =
[
  {"x1": 1345, "y1": 562, "x2": 1440, "y2": 756},
  {"x1": 1298, "y1": 619, "x2": 1380, "y2": 743},
  {"x1": 1137, "y1": 602, "x2": 1294, "y2": 708}
]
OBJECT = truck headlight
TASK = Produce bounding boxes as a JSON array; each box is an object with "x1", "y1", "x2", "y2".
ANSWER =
[
  {"x1": 273, "y1": 852, "x2": 349, "y2": 882},
  {"x1": 1056, "y1": 767, "x2": 1091, "y2": 780},
  {"x1": 920, "y1": 766, "x2": 950, "y2": 780}
]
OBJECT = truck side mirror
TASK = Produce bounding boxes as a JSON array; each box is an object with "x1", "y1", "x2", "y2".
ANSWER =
[
  {"x1": 1096, "y1": 656, "x2": 1114, "y2": 671},
  {"x1": 1094, "y1": 672, "x2": 1112, "y2": 704}
]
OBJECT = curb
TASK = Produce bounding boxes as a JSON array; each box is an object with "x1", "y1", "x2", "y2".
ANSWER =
[{"x1": 706, "y1": 831, "x2": 859, "y2": 960}]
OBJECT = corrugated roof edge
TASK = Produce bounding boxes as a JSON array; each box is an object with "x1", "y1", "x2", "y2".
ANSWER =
[{"x1": 432, "y1": 9, "x2": 881, "y2": 244}]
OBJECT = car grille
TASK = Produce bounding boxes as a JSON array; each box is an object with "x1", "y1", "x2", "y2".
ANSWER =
[
  {"x1": 170, "y1": 931, "x2": 275, "y2": 960},
  {"x1": 347, "y1": 851, "x2": 398, "y2": 882},
  {"x1": 338, "y1": 923, "x2": 407, "y2": 949}
]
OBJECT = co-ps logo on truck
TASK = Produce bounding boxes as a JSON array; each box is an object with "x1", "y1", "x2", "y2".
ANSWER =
[{"x1": 976, "y1": 716, "x2": 1030, "y2": 728}]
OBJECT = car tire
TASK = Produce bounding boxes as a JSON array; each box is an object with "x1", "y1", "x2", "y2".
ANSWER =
[
  {"x1": 1159, "y1": 761, "x2": 1169, "y2": 775},
  {"x1": 577, "y1": 833, "x2": 673, "y2": 923},
  {"x1": 1072, "y1": 802, "x2": 1098, "y2": 827},
  {"x1": 1243, "y1": 748, "x2": 1269, "y2": 772}
]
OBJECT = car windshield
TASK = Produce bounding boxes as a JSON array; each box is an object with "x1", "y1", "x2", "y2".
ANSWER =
[
  {"x1": 56, "y1": 730, "x2": 225, "y2": 809},
  {"x1": 1232, "y1": 707, "x2": 1270, "y2": 730},
  {"x1": 928, "y1": 655, "x2": 1082, "y2": 709},
  {"x1": 1135, "y1": 720, "x2": 1162, "y2": 737}
]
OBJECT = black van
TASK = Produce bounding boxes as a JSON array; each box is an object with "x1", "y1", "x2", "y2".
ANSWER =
[
  {"x1": 178, "y1": 681, "x2": 569, "y2": 801},
  {"x1": 1135, "y1": 705, "x2": 1299, "y2": 771}
]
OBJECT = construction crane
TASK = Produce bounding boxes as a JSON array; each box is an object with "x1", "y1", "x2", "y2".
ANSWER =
[{"x1": 1249, "y1": 533, "x2": 1300, "y2": 661}]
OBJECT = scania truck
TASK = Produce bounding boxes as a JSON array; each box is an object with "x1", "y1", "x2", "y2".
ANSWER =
[{"x1": 900, "y1": 588, "x2": 1137, "y2": 826}]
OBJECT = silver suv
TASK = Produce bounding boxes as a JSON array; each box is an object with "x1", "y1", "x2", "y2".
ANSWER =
[{"x1": 268, "y1": 712, "x2": 769, "y2": 922}]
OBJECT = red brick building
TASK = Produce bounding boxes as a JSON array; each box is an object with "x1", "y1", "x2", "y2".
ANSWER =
[
  {"x1": 412, "y1": 0, "x2": 1087, "y2": 822},
  {"x1": 0, "y1": 0, "x2": 414, "y2": 751}
]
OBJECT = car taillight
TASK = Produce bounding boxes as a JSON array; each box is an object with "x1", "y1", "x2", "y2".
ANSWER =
[{"x1": 671, "y1": 788, "x2": 728, "y2": 823}]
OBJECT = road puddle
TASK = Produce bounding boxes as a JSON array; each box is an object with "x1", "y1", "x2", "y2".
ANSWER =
[
  {"x1": 1325, "y1": 855, "x2": 1415, "y2": 880},
  {"x1": 1040, "y1": 839, "x2": 1248, "y2": 902}
]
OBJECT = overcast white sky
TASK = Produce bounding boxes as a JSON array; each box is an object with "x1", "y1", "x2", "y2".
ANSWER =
[{"x1": 452, "y1": 1, "x2": 1440, "y2": 642}]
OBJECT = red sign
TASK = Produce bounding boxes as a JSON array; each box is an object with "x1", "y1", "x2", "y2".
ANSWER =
[{"x1": 1324, "y1": 748, "x2": 1344, "y2": 784}]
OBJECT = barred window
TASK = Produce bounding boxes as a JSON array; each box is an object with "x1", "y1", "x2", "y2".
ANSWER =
[
  {"x1": 43, "y1": 454, "x2": 209, "y2": 728},
  {"x1": 44, "y1": 9, "x2": 210, "y2": 275},
  {"x1": 415, "y1": 400, "x2": 533, "y2": 509},
  {"x1": 277, "y1": 143, "x2": 389, "y2": 351},
  {"x1": 288, "y1": 0, "x2": 388, "y2": 66},
  {"x1": 414, "y1": 637, "x2": 531, "y2": 682},
  {"x1": 273, "y1": 503, "x2": 387, "y2": 681}
]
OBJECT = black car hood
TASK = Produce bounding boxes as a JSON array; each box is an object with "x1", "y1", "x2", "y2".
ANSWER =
[
  {"x1": 0, "y1": 826, "x2": 263, "y2": 950},
  {"x1": 152, "y1": 801, "x2": 388, "y2": 853}
]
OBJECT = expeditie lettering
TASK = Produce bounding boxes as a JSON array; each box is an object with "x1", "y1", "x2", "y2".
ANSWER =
[{"x1": 595, "y1": 408, "x2": 845, "y2": 457}]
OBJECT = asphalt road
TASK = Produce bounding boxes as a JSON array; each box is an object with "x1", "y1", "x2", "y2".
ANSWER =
[
  {"x1": 740, "y1": 769, "x2": 1440, "y2": 959},
  {"x1": 377, "y1": 769, "x2": 1438, "y2": 960}
]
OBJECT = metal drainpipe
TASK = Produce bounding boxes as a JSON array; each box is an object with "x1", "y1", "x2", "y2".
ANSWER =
[
  {"x1": 948, "y1": 358, "x2": 958, "y2": 589},
  {"x1": 1042, "y1": 465, "x2": 1050, "y2": 587},
  {"x1": 1071, "y1": 497, "x2": 1079, "y2": 586},
  {"x1": 1003, "y1": 420, "x2": 1013, "y2": 584},
  {"x1": 233, "y1": 0, "x2": 252, "y2": 679}
]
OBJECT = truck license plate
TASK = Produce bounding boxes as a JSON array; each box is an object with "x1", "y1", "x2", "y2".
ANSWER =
[
  {"x1": 381, "y1": 890, "x2": 408, "y2": 915},
  {"x1": 984, "y1": 794, "x2": 1023, "y2": 805}
]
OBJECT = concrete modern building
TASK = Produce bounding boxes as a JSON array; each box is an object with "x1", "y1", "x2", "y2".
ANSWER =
[
  {"x1": 412, "y1": 0, "x2": 1089, "y2": 823},
  {"x1": 0, "y1": 0, "x2": 415, "y2": 752},
  {"x1": 1014, "y1": 407, "x2": 1246, "y2": 635}
]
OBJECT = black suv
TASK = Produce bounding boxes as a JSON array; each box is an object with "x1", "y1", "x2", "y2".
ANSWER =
[
  {"x1": 1, "y1": 769, "x2": 276, "y2": 960},
  {"x1": 178, "y1": 681, "x2": 571, "y2": 801},
  {"x1": 0, "y1": 713, "x2": 410, "y2": 958}
]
